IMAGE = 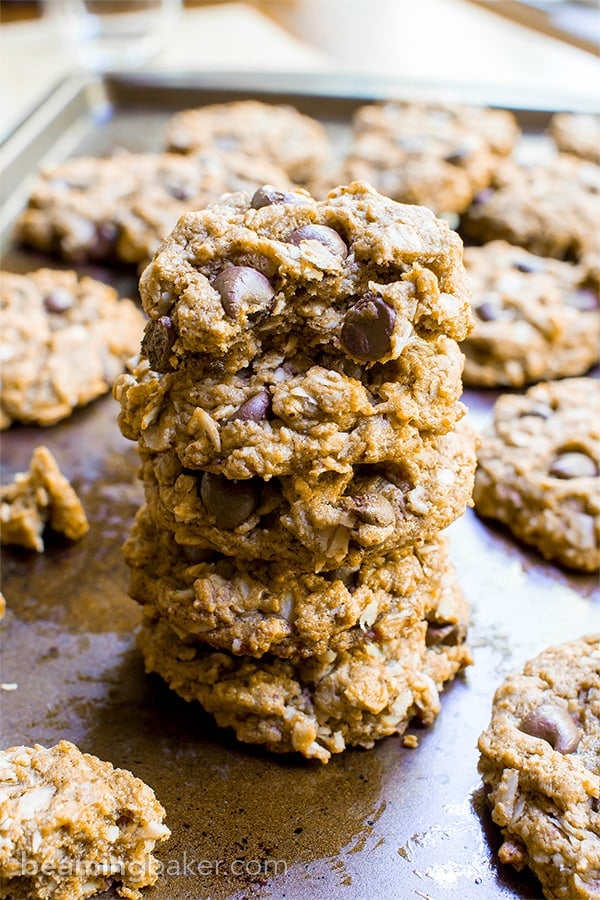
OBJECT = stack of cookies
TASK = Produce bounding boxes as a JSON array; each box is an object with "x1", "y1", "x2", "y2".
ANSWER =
[{"x1": 115, "y1": 180, "x2": 477, "y2": 762}]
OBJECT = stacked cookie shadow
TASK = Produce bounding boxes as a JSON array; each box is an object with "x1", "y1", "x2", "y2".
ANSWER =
[{"x1": 115, "y1": 180, "x2": 477, "y2": 762}]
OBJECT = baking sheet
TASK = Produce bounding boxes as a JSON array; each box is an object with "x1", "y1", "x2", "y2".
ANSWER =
[{"x1": 0, "y1": 73, "x2": 598, "y2": 900}]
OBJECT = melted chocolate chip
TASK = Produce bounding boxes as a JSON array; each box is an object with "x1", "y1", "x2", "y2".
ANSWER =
[
  {"x1": 348, "y1": 493, "x2": 394, "y2": 528},
  {"x1": 340, "y1": 294, "x2": 396, "y2": 362},
  {"x1": 140, "y1": 316, "x2": 175, "y2": 373},
  {"x1": 287, "y1": 224, "x2": 348, "y2": 258},
  {"x1": 519, "y1": 703, "x2": 582, "y2": 754},
  {"x1": 549, "y1": 451, "x2": 598, "y2": 479},
  {"x1": 229, "y1": 389, "x2": 272, "y2": 423},
  {"x1": 425, "y1": 623, "x2": 463, "y2": 647},
  {"x1": 250, "y1": 186, "x2": 308, "y2": 209},
  {"x1": 200, "y1": 473, "x2": 259, "y2": 529},
  {"x1": 475, "y1": 301, "x2": 499, "y2": 322},
  {"x1": 43, "y1": 288, "x2": 74, "y2": 313},
  {"x1": 214, "y1": 266, "x2": 274, "y2": 318}
]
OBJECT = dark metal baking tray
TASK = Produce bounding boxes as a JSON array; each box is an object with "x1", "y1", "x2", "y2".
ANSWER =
[{"x1": 1, "y1": 72, "x2": 598, "y2": 900}]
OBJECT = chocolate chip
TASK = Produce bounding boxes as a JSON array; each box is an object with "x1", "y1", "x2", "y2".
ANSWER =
[
  {"x1": 141, "y1": 316, "x2": 175, "y2": 373},
  {"x1": 549, "y1": 451, "x2": 598, "y2": 479},
  {"x1": 214, "y1": 266, "x2": 274, "y2": 318},
  {"x1": 251, "y1": 186, "x2": 307, "y2": 209},
  {"x1": 324, "y1": 566, "x2": 358, "y2": 589},
  {"x1": 287, "y1": 224, "x2": 348, "y2": 258},
  {"x1": 475, "y1": 301, "x2": 499, "y2": 322},
  {"x1": 229, "y1": 389, "x2": 271, "y2": 423},
  {"x1": 348, "y1": 493, "x2": 394, "y2": 528},
  {"x1": 519, "y1": 402, "x2": 553, "y2": 420},
  {"x1": 200, "y1": 473, "x2": 259, "y2": 529},
  {"x1": 167, "y1": 183, "x2": 193, "y2": 201},
  {"x1": 182, "y1": 546, "x2": 213, "y2": 564},
  {"x1": 43, "y1": 288, "x2": 74, "y2": 313},
  {"x1": 425, "y1": 623, "x2": 464, "y2": 647},
  {"x1": 472, "y1": 188, "x2": 494, "y2": 205},
  {"x1": 565, "y1": 288, "x2": 599, "y2": 311},
  {"x1": 519, "y1": 703, "x2": 582, "y2": 754},
  {"x1": 592, "y1": 797, "x2": 600, "y2": 813},
  {"x1": 513, "y1": 258, "x2": 545, "y2": 274},
  {"x1": 90, "y1": 221, "x2": 118, "y2": 257},
  {"x1": 340, "y1": 294, "x2": 396, "y2": 362},
  {"x1": 444, "y1": 147, "x2": 471, "y2": 165}
]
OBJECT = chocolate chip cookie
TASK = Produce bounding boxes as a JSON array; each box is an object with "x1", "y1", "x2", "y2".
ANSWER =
[
  {"x1": 0, "y1": 446, "x2": 88, "y2": 553},
  {"x1": 136, "y1": 422, "x2": 476, "y2": 572},
  {"x1": 135, "y1": 180, "x2": 472, "y2": 374},
  {"x1": 550, "y1": 112, "x2": 600, "y2": 163},
  {"x1": 320, "y1": 101, "x2": 519, "y2": 215},
  {"x1": 460, "y1": 155, "x2": 600, "y2": 261},
  {"x1": 0, "y1": 268, "x2": 145, "y2": 429},
  {"x1": 126, "y1": 504, "x2": 461, "y2": 659},
  {"x1": 138, "y1": 574, "x2": 471, "y2": 763},
  {"x1": 116, "y1": 332, "x2": 468, "y2": 479},
  {"x1": 164, "y1": 99, "x2": 331, "y2": 184},
  {"x1": 478, "y1": 634, "x2": 600, "y2": 900},
  {"x1": 463, "y1": 241, "x2": 600, "y2": 387},
  {"x1": 0, "y1": 740, "x2": 170, "y2": 900},
  {"x1": 473, "y1": 378, "x2": 600, "y2": 572},
  {"x1": 14, "y1": 151, "x2": 293, "y2": 267}
]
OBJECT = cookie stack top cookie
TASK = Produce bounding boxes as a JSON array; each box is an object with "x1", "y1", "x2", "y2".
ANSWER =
[
  {"x1": 137, "y1": 180, "x2": 472, "y2": 372},
  {"x1": 117, "y1": 182, "x2": 473, "y2": 488}
]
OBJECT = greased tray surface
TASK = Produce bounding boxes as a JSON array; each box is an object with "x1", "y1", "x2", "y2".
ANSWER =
[{"x1": 0, "y1": 74, "x2": 598, "y2": 900}]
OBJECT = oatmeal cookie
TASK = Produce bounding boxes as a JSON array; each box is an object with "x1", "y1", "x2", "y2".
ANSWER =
[
  {"x1": 164, "y1": 99, "x2": 331, "y2": 184},
  {"x1": 460, "y1": 155, "x2": 600, "y2": 261},
  {"x1": 138, "y1": 579, "x2": 471, "y2": 763},
  {"x1": 473, "y1": 378, "x2": 600, "y2": 572},
  {"x1": 137, "y1": 422, "x2": 476, "y2": 571},
  {"x1": 14, "y1": 151, "x2": 292, "y2": 267},
  {"x1": 323, "y1": 101, "x2": 518, "y2": 215},
  {"x1": 0, "y1": 740, "x2": 170, "y2": 900},
  {"x1": 463, "y1": 241, "x2": 599, "y2": 387},
  {"x1": 126, "y1": 504, "x2": 459, "y2": 659},
  {"x1": 116, "y1": 333, "x2": 467, "y2": 478},
  {"x1": 550, "y1": 112, "x2": 600, "y2": 163},
  {"x1": 478, "y1": 635, "x2": 600, "y2": 900},
  {"x1": 134, "y1": 180, "x2": 472, "y2": 377},
  {"x1": 0, "y1": 446, "x2": 88, "y2": 552},
  {"x1": 0, "y1": 268, "x2": 145, "y2": 429}
]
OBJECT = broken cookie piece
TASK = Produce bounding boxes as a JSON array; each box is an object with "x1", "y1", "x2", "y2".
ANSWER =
[
  {"x1": 0, "y1": 446, "x2": 89, "y2": 552},
  {"x1": 0, "y1": 740, "x2": 170, "y2": 900}
]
